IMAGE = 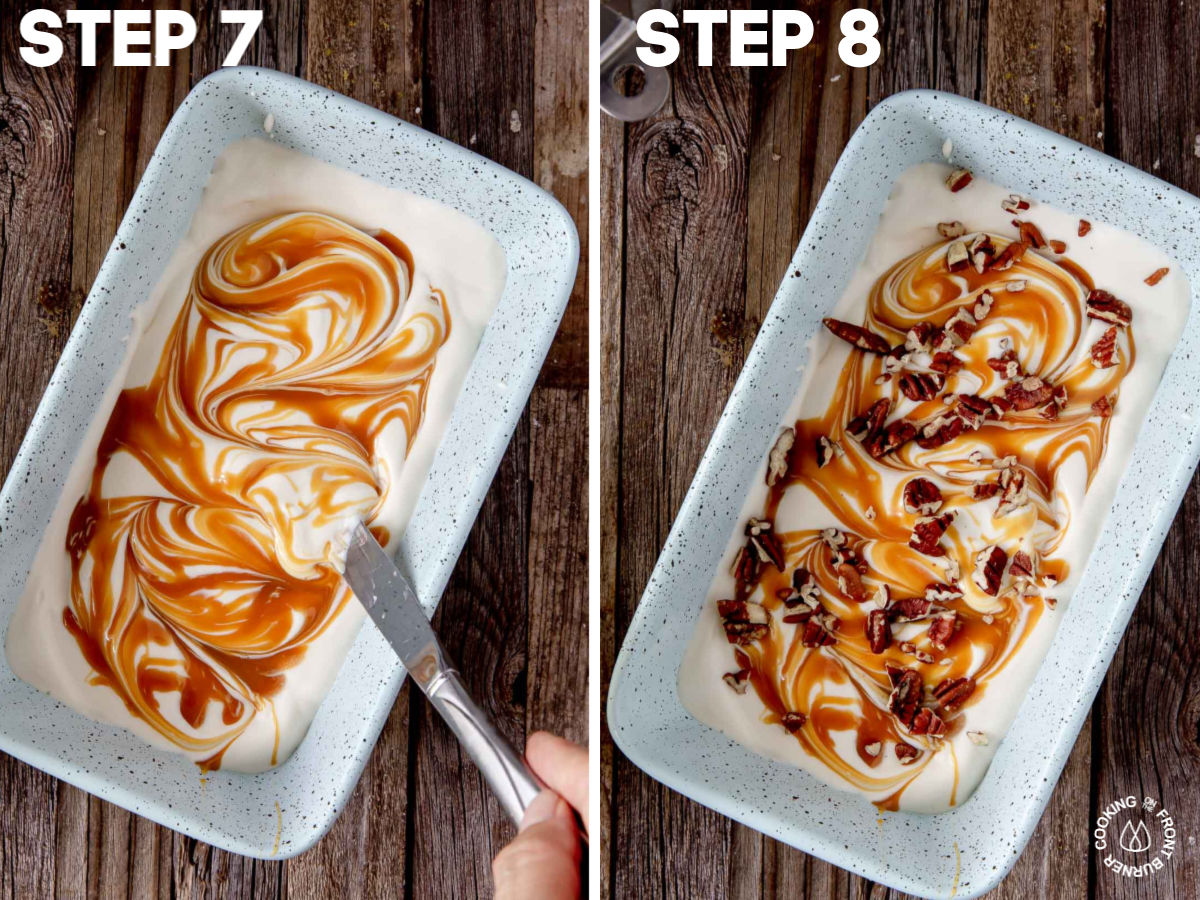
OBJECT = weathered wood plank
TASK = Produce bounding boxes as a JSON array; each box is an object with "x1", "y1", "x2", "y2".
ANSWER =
[
  {"x1": 408, "y1": 1, "x2": 538, "y2": 896},
  {"x1": 611, "y1": 7, "x2": 752, "y2": 896},
  {"x1": 1094, "y1": 7, "x2": 1200, "y2": 898},
  {"x1": 0, "y1": 3, "x2": 77, "y2": 898}
]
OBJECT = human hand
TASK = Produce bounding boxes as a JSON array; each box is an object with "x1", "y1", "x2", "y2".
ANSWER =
[{"x1": 491, "y1": 732, "x2": 588, "y2": 899}]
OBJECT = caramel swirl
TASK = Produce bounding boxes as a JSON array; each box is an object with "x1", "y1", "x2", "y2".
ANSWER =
[
  {"x1": 61, "y1": 212, "x2": 447, "y2": 767},
  {"x1": 738, "y1": 235, "x2": 1129, "y2": 806}
]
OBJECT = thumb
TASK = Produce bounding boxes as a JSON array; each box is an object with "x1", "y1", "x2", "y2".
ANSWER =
[{"x1": 492, "y1": 791, "x2": 581, "y2": 900}]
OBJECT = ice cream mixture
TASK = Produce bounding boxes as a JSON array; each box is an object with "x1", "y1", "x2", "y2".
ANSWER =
[
  {"x1": 6, "y1": 139, "x2": 506, "y2": 772},
  {"x1": 679, "y1": 163, "x2": 1189, "y2": 812}
]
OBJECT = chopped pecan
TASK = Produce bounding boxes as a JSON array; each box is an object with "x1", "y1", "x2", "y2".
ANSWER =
[
  {"x1": 888, "y1": 669, "x2": 923, "y2": 728},
  {"x1": 895, "y1": 742, "x2": 922, "y2": 764},
  {"x1": 1006, "y1": 278, "x2": 1028, "y2": 292},
  {"x1": 815, "y1": 435, "x2": 842, "y2": 468},
  {"x1": 1001, "y1": 194, "x2": 1031, "y2": 214},
  {"x1": 1053, "y1": 385, "x2": 1068, "y2": 407},
  {"x1": 1090, "y1": 327, "x2": 1118, "y2": 369},
  {"x1": 909, "y1": 512, "x2": 954, "y2": 556},
  {"x1": 925, "y1": 582, "x2": 963, "y2": 603},
  {"x1": 837, "y1": 563, "x2": 869, "y2": 603},
  {"x1": 865, "y1": 609, "x2": 891, "y2": 654},
  {"x1": 847, "y1": 398, "x2": 890, "y2": 442},
  {"x1": 789, "y1": 567, "x2": 819, "y2": 607},
  {"x1": 865, "y1": 419, "x2": 917, "y2": 458},
  {"x1": 780, "y1": 711, "x2": 807, "y2": 733},
  {"x1": 916, "y1": 413, "x2": 965, "y2": 450},
  {"x1": 731, "y1": 544, "x2": 758, "y2": 583},
  {"x1": 967, "y1": 730, "x2": 989, "y2": 746},
  {"x1": 1146, "y1": 267, "x2": 1170, "y2": 286},
  {"x1": 996, "y1": 468, "x2": 1029, "y2": 517},
  {"x1": 989, "y1": 239, "x2": 1028, "y2": 271},
  {"x1": 972, "y1": 545, "x2": 1007, "y2": 595},
  {"x1": 1009, "y1": 550, "x2": 1036, "y2": 580},
  {"x1": 888, "y1": 595, "x2": 937, "y2": 623},
  {"x1": 746, "y1": 518, "x2": 786, "y2": 570},
  {"x1": 766, "y1": 428, "x2": 795, "y2": 486},
  {"x1": 864, "y1": 740, "x2": 882, "y2": 758},
  {"x1": 937, "y1": 220, "x2": 966, "y2": 239},
  {"x1": 1086, "y1": 289, "x2": 1132, "y2": 327},
  {"x1": 987, "y1": 348, "x2": 1023, "y2": 381},
  {"x1": 903, "y1": 478, "x2": 943, "y2": 515},
  {"x1": 1092, "y1": 395, "x2": 1114, "y2": 418},
  {"x1": 957, "y1": 393, "x2": 994, "y2": 430},
  {"x1": 927, "y1": 611, "x2": 959, "y2": 651},
  {"x1": 972, "y1": 481, "x2": 1000, "y2": 500},
  {"x1": 1015, "y1": 219, "x2": 1046, "y2": 249},
  {"x1": 905, "y1": 321, "x2": 937, "y2": 353},
  {"x1": 801, "y1": 612, "x2": 839, "y2": 648},
  {"x1": 823, "y1": 317, "x2": 891, "y2": 353},
  {"x1": 929, "y1": 350, "x2": 964, "y2": 375},
  {"x1": 718, "y1": 599, "x2": 770, "y2": 645},
  {"x1": 946, "y1": 240, "x2": 970, "y2": 272},
  {"x1": 933, "y1": 676, "x2": 976, "y2": 711},
  {"x1": 946, "y1": 169, "x2": 973, "y2": 192},
  {"x1": 909, "y1": 707, "x2": 947, "y2": 737},
  {"x1": 972, "y1": 290, "x2": 994, "y2": 321},
  {"x1": 1048, "y1": 239, "x2": 1067, "y2": 254},
  {"x1": 969, "y1": 234, "x2": 996, "y2": 273},
  {"x1": 898, "y1": 371, "x2": 945, "y2": 402},
  {"x1": 1005, "y1": 376, "x2": 1055, "y2": 411},
  {"x1": 1078, "y1": 219, "x2": 1092, "y2": 237},
  {"x1": 723, "y1": 669, "x2": 751, "y2": 693}
]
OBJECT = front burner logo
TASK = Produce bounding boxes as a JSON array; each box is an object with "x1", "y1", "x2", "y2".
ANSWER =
[{"x1": 1094, "y1": 796, "x2": 1180, "y2": 878}]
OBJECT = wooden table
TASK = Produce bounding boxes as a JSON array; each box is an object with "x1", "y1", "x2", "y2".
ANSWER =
[
  {"x1": 601, "y1": 1, "x2": 1199, "y2": 897},
  {"x1": 0, "y1": 1, "x2": 586, "y2": 897}
]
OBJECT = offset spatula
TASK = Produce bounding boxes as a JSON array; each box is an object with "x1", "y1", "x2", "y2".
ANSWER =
[{"x1": 342, "y1": 521, "x2": 541, "y2": 823}]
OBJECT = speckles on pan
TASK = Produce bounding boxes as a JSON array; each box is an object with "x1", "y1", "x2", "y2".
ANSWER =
[
  {"x1": 607, "y1": 89, "x2": 1200, "y2": 899},
  {"x1": 0, "y1": 67, "x2": 576, "y2": 860}
]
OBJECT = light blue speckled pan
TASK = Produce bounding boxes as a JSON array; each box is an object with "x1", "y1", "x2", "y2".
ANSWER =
[
  {"x1": 608, "y1": 89, "x2": 1200, "y2": 899},
  {"x1": 0, "y1": 68, "x2": 577, "y2": 859}
]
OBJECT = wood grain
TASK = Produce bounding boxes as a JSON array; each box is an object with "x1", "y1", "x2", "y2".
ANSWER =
[
  {"x1": 602, "y1": 1, "x2": 1200, "y2": 898},
  {"x1": 0, "y1": 0, "x2": 588, "y2": 897}
]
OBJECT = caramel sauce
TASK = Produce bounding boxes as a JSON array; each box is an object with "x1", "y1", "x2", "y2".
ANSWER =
[
  {"x1": 61, "y1": 213, "x2": 447, "y2": 766},
  {"x1": 738, "y1": 236, "x2": 1130, "y2": 804}
]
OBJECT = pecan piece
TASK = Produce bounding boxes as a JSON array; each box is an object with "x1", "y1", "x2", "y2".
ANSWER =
[
  {"x1": 789, "y1": 567, "x2": 819, "y2": 608},
  {"x1": 969, "y1": 234, "x2": 996, "y2": 273},
  {"x1": 945, "y1": 168, "x2": 972, "y2": 192},
  {"x1": 989, "y1": 239, "x2": 1028, "y2": 271},
  {"x1": 1001, "y1": 194, "x2": 1031, "y2": 214},
  {"x1": 927, "y1": 611, "x2": 959, "y2": 652},
  {"x1": 895, "y1": 742, "x2": 922, "y2": 764},
  {"x1": 987, "y1": 349, "x2": 1023, "y2": 381},
  {"x1": 1048, "y1": 239, "x2": 1067, "y2": 254},
  {"x1": 1146, "y1": 267, "x2": 1169, "y2": 286},
  {"x1": 996, "y1": 468, "x2": 1029, "y2": 517},
  {"x1": 1086, "y1": 289, "x2": 1132, "y2": 327},
  {"x1": 865, "y1": 419, "x2": 916, "y2": 458},
  {"x1": 972, "y1": 481, "x2": 1000, "y2": 500},
  {"x1": 1092, "y1": 395, "x2": 1114, "y2": 418},
  {"x1": 946, "y1": 240, "x2": 970, "y2": 272},
  {"x1": 972, "y1": 545, "x2": 1007, "y2": 595},
  {"x1": 902, "y1": 477, "x2": 943, "y2": 515},
  {"x1": 909, "y1": 707, "x2": 947, "y2": 737},
  {"x1": 888, "y1": 669, "x2": 924, "y2": 728},
  {"x1": 801, "y1": 610, "x2": 840, "y2": 647},
  {"x1": 929, "y1": 350, "x2": 964, "y2": 375},
  {"x1": 1009, "y1": 550, "x2": 1036, "y2": 580},
  {"x1": 1078, "y1": 219, "x2": 1092, "y2": 237},
  {"x1": 865, "y1": 609, "x2": 891, "y2": 654},
  {"x1": 957, "y1": 393, "x2": 994, "y2": 430},
  {"x1": 718, "y1": 599, "x2": 770, "y2": 645},
  {"x1": 1005, "y1": 375, "x2": 1055, "y2": 411},
  {"x1": 731, "y1": 544, "x2": 759, "y2": 583},
  {"x1": 905, "y1": 321, "x2": 937, "y2": 353},
  {"x1": 925, "y1": 582, "x2": 963, "y2": 603},
  {"x1": 766, "y1": 427, "x2": 795, "y2": 486},
  {"x1": 888, "y1": 595, "x2": 937, "y2": 623},
  {"x1": 1090, "y1": 327, "x2": 1119, "y2": 369},
  {"x1": 815, "y1": 435, "x2": 842, "y2": 468},
  {"x1": 780, "y1": 711, "x2": 807, "y2": 733},
  {"x1": 898, "y1": 371, "x2": 945, "y2": 402},
  {"x1": 746, "y1": 518, "x2": 785, "y2": 570},
  {"x1": 837, "y1": 563, "x2": 869, "y2": 603},
  {"x1": 909, "y1": 512, "x2": 954, "y2": 557},
  {"x1": 937, "y1": 221, "x2": 966, "y2": 239},
  {"x1": 916, "y1": 414, "x2": 965, "y2": 450},
  {"x1": 723, "y1": 669, "x2": 751, "y2": 693},
  {"x1": 847, "y1": 398, "x2": 890, "y2": 442},
  {"x1": 1015, "y1": 219, "x2": 1046, "y2": 249},
  {"x1": 823, "y1": 317, "x2": 891, "y2": 353},
  {"x1": 933, "y1": 676, "x2": 976, "y2": 711}
]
